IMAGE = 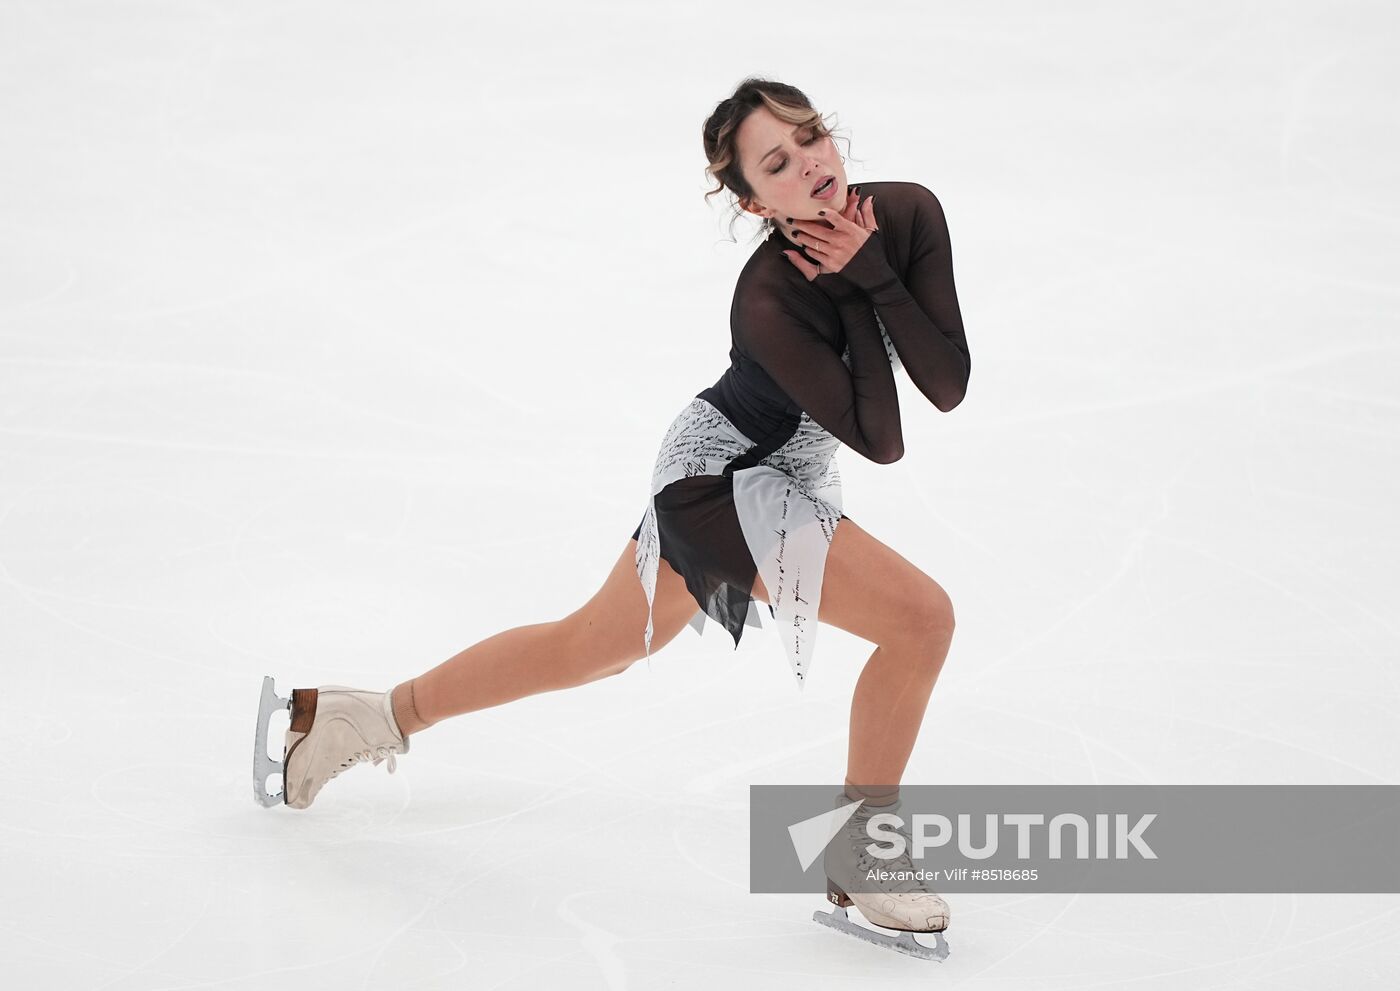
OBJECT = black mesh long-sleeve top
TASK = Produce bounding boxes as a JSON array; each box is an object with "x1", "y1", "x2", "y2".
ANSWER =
[{"x1": 697, "y1": 180, "x2": 969, "y2": 465}]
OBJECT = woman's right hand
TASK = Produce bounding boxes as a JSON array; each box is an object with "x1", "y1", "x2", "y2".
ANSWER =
[{"x1": 782, "y1": 186, "x2": 865, "y2": 283}]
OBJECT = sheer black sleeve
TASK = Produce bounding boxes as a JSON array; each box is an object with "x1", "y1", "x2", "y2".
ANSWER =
[
  {"x1": 827, "y1": 183, "x2": 971, "y2": 412},
  {"x1": 726, "y1": 180, "x2": 969, "y2": 462},
  {"x1": 731, "y1": 266, "x2": 904, "y2": 464}
]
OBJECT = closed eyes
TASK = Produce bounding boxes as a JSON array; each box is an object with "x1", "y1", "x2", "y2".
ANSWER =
[{"x1": 768, "y1": 130, "x2": 824, "y2": 175}]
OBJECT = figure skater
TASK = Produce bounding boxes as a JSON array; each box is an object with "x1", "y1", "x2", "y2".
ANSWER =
[{"x1": 253, "y1": 77, "x2": 970, "y2": 959}]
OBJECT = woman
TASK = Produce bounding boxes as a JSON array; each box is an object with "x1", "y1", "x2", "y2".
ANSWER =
[{"x1": 255, "y1": 78, "x2": 970, "y2": 947}]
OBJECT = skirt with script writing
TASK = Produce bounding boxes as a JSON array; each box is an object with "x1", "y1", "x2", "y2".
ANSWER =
[{"x1": 629, "y1": 396, "x2": 847, "y2": 692}]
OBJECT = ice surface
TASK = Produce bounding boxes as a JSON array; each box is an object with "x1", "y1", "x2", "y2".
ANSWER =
[{"x1": 3, "y1": 1, "x2": 1398, "y2": 987}]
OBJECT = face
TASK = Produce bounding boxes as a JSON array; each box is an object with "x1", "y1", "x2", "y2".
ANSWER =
[{"x1": 734, "y1": 105, "x2": 846, "y2": 239}]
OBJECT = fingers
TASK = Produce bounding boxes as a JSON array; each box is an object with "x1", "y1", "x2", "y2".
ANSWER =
[
  {"x1": 789, "y1": 187, "x2": 874, "y2": 268},
  {"x1": 841, "y1": 186, "x2": 861, "y2": 222},
  {"x1": 837, "y1": 192, "x2": 877, "y2": 229},
  {"x1": 790, "y1": 218, "x2": 833, "y2": 246},
  {"x1": 794, "y1": 190, "x2": 872, "y2": 239},
  {"x1": 859, "y1": 193, "x2": 878, "y2": 231},
  {"x1": 849, "y1": 192, "x2": 869, "y2": 229},
  {"x1": 818, "y1": 199, "x2": 859, "y2": 228}
]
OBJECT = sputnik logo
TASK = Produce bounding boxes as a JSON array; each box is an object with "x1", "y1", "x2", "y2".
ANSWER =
[{"x1": 788, "y1": 798, "x2": 866, "y2": 871}]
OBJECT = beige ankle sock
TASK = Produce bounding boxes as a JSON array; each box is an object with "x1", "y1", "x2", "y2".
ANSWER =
[
  {"x1": 390, "y1": 679, "x2": 429, "y2": 737},
  {"x1": 844, "y1": 780, "x2": 900, "y2": 806}
]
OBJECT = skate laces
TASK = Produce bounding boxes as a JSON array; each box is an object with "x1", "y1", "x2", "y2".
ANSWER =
[
  {"x1": 339, "y1": 744, "x2": 402, "y2": 774},
  {"x1": 849, "y1": 815, "x2": 936, "y2": 895},
  {"x1": 327, "y1": 695, "x2": 407, "y2": 776}
]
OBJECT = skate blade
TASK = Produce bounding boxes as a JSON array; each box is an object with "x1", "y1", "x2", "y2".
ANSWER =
[
  {"x1": 812, "y1": 905, "x2": 950, "y2": 962},
  {"x1": 252, "y1": 676, "x2": 292, "y2": 807}
]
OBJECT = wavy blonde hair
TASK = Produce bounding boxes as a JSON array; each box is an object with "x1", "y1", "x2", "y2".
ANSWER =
[{"x1": 702, "y1": 77, "x2": 855, "y2": 243}]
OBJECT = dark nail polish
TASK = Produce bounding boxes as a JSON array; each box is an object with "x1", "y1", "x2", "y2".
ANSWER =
[
  {"x1": 785, "y1": 217, "x2": 793, "y2": 224},
  {"x1": 817, "y1": 210, "x2": 825, "y2": 215}
]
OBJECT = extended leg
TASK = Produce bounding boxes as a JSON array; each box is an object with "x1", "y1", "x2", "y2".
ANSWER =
[{"x1": 391, "y1": 538, "x2": 701, "y2": 734}]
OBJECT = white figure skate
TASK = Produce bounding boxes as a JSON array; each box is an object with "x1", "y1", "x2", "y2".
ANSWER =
[
  {"x1": 813, "y1": 792, "x2": 951, "y2": 961},
  {"x1": 252, "y1": 677, "x2": 410, "y2": 809}
]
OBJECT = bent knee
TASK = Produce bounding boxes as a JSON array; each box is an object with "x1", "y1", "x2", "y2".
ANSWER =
[{"x1": 894, "y1": 583, "x2": 956, "y2": 644}]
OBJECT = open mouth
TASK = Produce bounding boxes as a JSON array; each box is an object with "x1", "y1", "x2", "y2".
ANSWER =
[{"x1": 812, "y1": 176, "x2": 836, "y2": 198}]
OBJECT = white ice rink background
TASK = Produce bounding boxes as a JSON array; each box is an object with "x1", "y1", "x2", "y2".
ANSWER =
[{"x1": 2, "y1": 1, "x2": 1398, "y2": 987}]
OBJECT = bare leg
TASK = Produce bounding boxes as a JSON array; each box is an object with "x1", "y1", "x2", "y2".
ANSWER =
[
  {"x1": 797, "y1": 515, "x2": 957, "y2": 802},
  {"x1": 391, "y1": 538, "x2": 701, "y2": 735},
  {"x1": 845, "y1": 633, "x2": 953, "y2": 796},
  {"x1": 402, "y1": 621, "x2": 590, "y2": 728}
]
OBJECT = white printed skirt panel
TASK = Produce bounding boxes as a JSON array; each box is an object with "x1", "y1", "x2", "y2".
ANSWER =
[{"x1": 630, "y1": 397, "x2": 846, "y2": 692}]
